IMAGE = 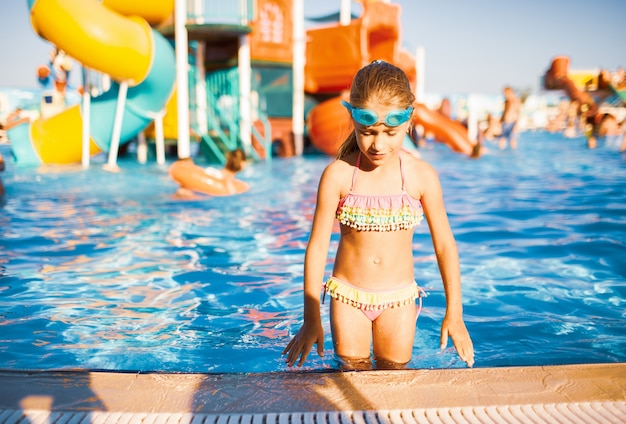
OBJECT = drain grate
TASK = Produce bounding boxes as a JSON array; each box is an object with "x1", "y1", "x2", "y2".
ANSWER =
[{"x1": 1, "y1": 402, "x2": 625, "y2": 424}]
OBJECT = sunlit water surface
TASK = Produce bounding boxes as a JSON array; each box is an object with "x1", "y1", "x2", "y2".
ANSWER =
[{"x1": 0, "y1": 131, "x2": 625, "y2": 372}]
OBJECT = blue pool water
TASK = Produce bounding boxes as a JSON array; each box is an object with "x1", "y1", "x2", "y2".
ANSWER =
[{"x1": 0, "y1": 131, "x2": 625, "y2": 373}]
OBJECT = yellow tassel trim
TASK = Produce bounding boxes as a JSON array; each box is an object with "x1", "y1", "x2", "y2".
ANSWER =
[{"x1": 324, "y1": 277, "x2": 422, "y2": 311}]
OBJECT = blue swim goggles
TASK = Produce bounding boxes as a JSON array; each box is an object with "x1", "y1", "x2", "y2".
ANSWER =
[{"x1": 341, "y1": 100, "x2": 413, "y2": 127}]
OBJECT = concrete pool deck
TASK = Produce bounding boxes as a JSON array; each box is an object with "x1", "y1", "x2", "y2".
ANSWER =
[{"x1": 0, "y1": 363, "x2": 624, "y2": 422}]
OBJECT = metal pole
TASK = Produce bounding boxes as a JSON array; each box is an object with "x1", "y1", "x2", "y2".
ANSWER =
[
  {"x1": 196, "y1": 42, "x2": 209, "y2": 136},
  {"x1": 340, "y1": 0, "x2": 351, "y2": 26},
  {"x1": 103, "y1": 81, "x2": 128, "y2": 172},
  {"x1": 175, "y1": 0, "x2": 191, "y2": 159},
  {"x1": 155, "y1": 112, "x2": 166, "y2": 165},
  {"x1": 81, "y1": 66, "x2": 91, "y2": 168},
  {"x1": 292, "y1": 0, "x2": 305, "y2": 155},
  {"x1": 137, "y1": 131, "x2": 147, "y2": 164},
  {"x1": 238, "y1": 34, "x2": 252, "y2": 151}
]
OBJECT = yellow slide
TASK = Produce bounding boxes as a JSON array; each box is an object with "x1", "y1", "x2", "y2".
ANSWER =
[{"x1": 10, "y1": 0, "x2": 176, "y2": 165}]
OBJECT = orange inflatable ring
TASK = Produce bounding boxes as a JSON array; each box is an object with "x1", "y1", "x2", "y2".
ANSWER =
[{"x1": 169, "y1": 159, "x2": 249, "y2": 196}]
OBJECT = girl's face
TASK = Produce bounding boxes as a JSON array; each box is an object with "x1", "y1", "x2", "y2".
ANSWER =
[{"x1": 353, "y1": 101, "x2": 411, "y2": 165}]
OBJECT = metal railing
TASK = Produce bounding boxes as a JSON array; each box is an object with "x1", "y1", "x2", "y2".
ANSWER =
[{"x1": 202, "y1": 67, "x2": 272, "y2": 163}]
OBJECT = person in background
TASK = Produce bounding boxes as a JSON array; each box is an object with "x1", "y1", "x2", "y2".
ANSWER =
[
  {"x1": 545, "y1": 100, "x2": 570, "y2": 133},
  {"x1": 209, "y1": 148, "x2": 248, "y2": 194},
  {"x1": 562, "y1": 100, "x2": 582, "y2": 138},
  {"x1": 478, "y1": 113, "x2": 502, "y2": 143},
  {"x1": 614, "y1": 67, "x2": 626, "y2": 89},
  {"x1": 469, "y1": 140, "x2": 486, "y2": 158},
  {"x1": 587, "y1": 113, "x2": 626, "y2": 152},
  {"x1": 282, "y1": 60, "x2": 474, "y2": 370},
  {"x1": 170, "y1": 148, "x2": 249, "y2": 198},
  {"x1": 498, "y1": 86, "x2": 521, "y2": 149}
]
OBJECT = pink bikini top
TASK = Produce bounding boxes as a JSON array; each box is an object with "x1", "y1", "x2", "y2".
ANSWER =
[{"x1": 336, "y1": 153, "x2": 424, "y2": 231}]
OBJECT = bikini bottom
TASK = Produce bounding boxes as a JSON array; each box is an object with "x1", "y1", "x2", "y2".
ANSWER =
[{"x1": 322, "y1": 276, "x2": 426, "y2": 322}]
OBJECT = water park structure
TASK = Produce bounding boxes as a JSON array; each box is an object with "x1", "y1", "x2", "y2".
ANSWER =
[
  {"x1": 9, "y1": 0, "x2": 177, "y2": 167},
  {"x1": 6, "y1": 0, "x2": 479, "y2": 171},
  {"x1": 302, "y1": 0, "x2": 475, "y2": 156},
  {"x1": 543, "y1": 55, "x2": 626, "y2": 138}
]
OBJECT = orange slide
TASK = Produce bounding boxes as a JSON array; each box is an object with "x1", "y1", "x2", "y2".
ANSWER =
[
  {"x1": 303, "y1": 0, "x2": 475, "y2": 156},
  {"x1": 412, "y1": 103, "x2": 475, "y2": 155},
  {"x1": 544, "y1": 56, "x2": 598, "y2": 118},
  {"x1": 306, "y1": 96, "x2": 353, "y2": 156},
  {"x1": 304, "y1": 1, "x2": 403, "y2": 94},
  {"x1": 306, "y1": 97, "x2": 476, "y2": 156}
]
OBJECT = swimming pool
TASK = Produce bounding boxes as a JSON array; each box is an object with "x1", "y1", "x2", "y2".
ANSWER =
[{"x1": 0, "y1": 131, "x2": 624, "y2": 373}]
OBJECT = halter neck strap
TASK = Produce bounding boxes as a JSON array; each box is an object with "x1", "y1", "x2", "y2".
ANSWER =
[{"x1": 349, "y1": 152, "x2": 406, "y2": 192}]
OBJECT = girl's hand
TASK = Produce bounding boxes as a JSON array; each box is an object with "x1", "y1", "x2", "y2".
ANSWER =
[
  {"x1": 440, "y1": 315, "x2": 474, "y2": 367},
  {"x1": 282, "y1": 321, "x2": 325, "y2": 367}
]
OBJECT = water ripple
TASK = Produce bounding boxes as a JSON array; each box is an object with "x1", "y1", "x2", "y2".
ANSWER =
[{"x1": 0, "y1": 134, "x2": 625, "y2": 372}]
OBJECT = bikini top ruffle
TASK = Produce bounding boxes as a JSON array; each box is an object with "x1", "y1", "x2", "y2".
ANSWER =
[
  {"x1": 336, "y1": 193, "x2": 423, "y2": 231},
  {"x1": 335, "y1": 153, "x2": 423, "y2": 231}
]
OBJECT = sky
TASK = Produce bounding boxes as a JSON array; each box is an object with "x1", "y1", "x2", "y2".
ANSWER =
[{"x1": 1, "y1": 0, "x2": 625, "y2": 95}]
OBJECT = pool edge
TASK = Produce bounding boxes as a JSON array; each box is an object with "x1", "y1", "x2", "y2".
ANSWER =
[{"x1": 0, "y1": 363, "x2": 624, "y2": 415}]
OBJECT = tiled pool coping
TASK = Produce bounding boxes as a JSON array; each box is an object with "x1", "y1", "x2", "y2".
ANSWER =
[{"x1": 0, "y1": 363, "x2": 624, "y2": 422}]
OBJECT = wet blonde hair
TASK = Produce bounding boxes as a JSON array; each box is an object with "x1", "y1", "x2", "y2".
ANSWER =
[{"x1": 336, "y1": 60, "x2": 415, "y2": 159}]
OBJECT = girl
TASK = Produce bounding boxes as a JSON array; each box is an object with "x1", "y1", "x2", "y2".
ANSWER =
[{"x1": 283, "y1": 60, "x2": 474, "y2": 369}]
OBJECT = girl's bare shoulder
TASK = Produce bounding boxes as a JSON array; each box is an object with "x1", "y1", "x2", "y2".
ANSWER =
[
  {"x1": 320, "y1": 155, "x2": 357, "y2": 194},
  {"x1": 401, "y1": 151, "x2": 437, "y2": 178},
  {"x1": 400, "y1": 152, "x2": 441, "y2": 197}
]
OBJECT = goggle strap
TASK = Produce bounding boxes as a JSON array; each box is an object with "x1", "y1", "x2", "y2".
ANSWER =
[{"x1": 341, "y1": 100, "x2": 412, "y2": 127}]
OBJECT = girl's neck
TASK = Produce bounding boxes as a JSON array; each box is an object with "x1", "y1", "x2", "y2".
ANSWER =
[{"x1": 357, "y1": 151, "x2": 401, "y2": 173}]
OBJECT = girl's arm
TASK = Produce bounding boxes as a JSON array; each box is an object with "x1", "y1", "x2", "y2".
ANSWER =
[
  {"x1": 420, "y1": 163, "x2": 475, "y2": 367},
  {"x1": 283, "y1": 164, "x2": 341, "y2": 367}
]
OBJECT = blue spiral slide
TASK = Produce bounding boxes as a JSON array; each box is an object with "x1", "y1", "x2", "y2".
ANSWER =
[{"x1": 9, "y1": 0, "x2": 176, "y2": 165}]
